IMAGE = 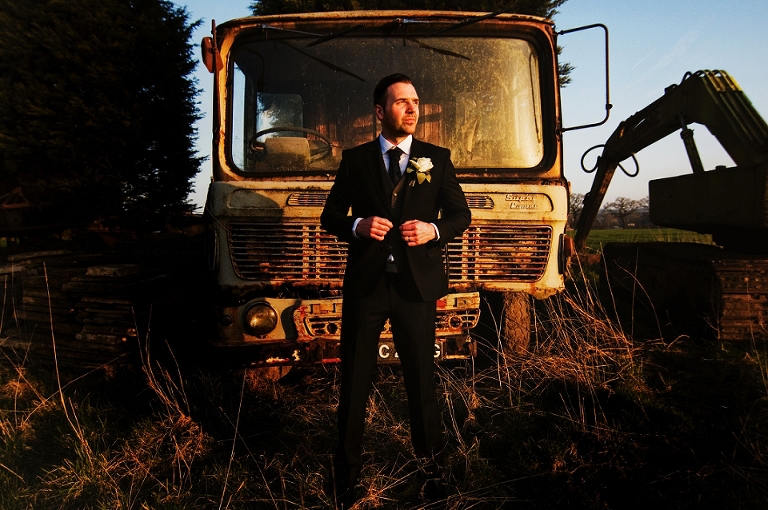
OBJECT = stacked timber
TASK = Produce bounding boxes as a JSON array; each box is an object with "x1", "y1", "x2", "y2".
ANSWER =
[
  {"x1": 0, "y1": 217, "x2": 206, "y2": 366},
  {"x1": 2, "y1": 251, "x2": 165, "y2": 365}
]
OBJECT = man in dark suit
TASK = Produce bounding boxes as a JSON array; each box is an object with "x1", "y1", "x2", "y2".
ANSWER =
[{"x1": 321, "y1": 73, "x2": 471, "y2": 507}]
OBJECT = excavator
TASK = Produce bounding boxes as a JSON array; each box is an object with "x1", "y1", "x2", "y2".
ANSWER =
[{"x1": 574, "y1": 70, "x2": 768, "y2": 340}]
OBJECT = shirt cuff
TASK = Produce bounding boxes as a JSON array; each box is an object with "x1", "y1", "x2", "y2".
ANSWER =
[
  {"x1": 431, "y1": 223, "x2": 440, "y2": 241},
  {"x1": 352, "y1": 217, "x2": 362, "y2": 238}
]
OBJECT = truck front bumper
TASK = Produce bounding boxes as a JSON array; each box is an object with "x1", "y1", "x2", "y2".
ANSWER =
[{"x1": 212, "y1": 292, "x2": 480, "y2": 364}]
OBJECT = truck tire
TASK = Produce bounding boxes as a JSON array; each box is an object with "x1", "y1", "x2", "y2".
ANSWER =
[
  {"x1": 246, "y1": 366, "x2": 293, "y2": 385},
  {"x1": 502, "y1": 292, "x2": 531, "y2": 353}
]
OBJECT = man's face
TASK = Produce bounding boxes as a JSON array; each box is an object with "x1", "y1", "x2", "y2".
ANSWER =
[{"x1": 376, "y1": 81, "x2": 419, "y2": 142}]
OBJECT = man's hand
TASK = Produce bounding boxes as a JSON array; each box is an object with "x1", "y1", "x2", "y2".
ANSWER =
[
  {"x1": 356, "y1": 216, "x2": 393, "y2": 241},
  {"x1": 400, "y1": 220, "x2": 437, "y2": 246}
]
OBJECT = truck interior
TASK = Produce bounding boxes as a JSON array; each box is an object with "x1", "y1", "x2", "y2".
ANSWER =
[{"x1": 229, "y1": 35, "x2": 547, "y2": 174}]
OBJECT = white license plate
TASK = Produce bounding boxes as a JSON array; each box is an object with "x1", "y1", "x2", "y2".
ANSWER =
[{"x1": 377, "y1": 341, "x2": 442, "y2": 363}]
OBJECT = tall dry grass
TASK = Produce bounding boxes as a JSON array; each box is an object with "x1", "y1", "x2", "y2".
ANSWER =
[{"x1": 0, "y1": 257, "x2": 766, "y2": 508}]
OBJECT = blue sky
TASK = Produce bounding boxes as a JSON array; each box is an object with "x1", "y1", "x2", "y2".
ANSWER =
[{"x1": 178, "y1": 1, "x2": 768, "y2": 209}]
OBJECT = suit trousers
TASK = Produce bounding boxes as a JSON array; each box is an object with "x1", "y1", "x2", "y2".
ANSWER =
[{"x1": 335, "y1": 271, "x2": 442, "y2": 483}]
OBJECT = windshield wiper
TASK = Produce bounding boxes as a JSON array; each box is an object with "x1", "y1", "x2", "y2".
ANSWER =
[
  {"x1": 405, "y1": 38, "x2": 470, "y2": 60},
  {"x1": 278, "y1": 41, "x2": 365, "y2": 82},
  {"x1": 258, "y1": 23, "x2": 322, "y2": 37},
  {"x1": 428, "y1": 7, "x2": 517, "y2": 36},
  {"x1": 259, "y1": 22, "x2": 364, "y2": 48},
  {"x1": 306, "y1": 24, "x2": 365, "y2": 47}
]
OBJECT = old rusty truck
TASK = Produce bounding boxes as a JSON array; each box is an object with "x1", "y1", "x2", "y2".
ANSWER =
[
  {"x1": 200, "y1": 10, "x2": 606, "y2": 366},
  {"x1": 574, "y1": 70, "x2": 768, "y2": 341}
]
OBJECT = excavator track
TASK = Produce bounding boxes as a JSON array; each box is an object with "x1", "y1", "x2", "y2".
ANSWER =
[
  {"x1": 601, "y1": 242, "x2": 768, "y2": 341},
  {"x1": 715, "y1": 258, "x2": 768, "y2": 340}
]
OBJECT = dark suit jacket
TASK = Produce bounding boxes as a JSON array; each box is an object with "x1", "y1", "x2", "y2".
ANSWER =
[{"x1": 321, "y1": 138, "x2": 471, "y2": 302}]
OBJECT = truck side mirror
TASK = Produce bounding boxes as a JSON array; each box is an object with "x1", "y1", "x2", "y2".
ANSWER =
[
  {"x1": 201, "y1": 37, "x2": 216, "y2": 73},
  {"x1": 558, "y1": 23, "x2": 611, "y2": 132}
]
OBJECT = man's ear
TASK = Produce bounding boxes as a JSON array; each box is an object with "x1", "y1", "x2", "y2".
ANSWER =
[{"x1": 374, "y1": 104, "x2": 384, "y2": 122}]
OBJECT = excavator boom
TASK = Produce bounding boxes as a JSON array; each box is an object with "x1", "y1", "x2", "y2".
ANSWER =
[{"x1": 574, "y1": 70, "x2": 768, "y2": 250}]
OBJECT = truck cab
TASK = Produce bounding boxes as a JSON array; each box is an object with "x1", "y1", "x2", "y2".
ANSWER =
[{"x1": 201, "y1": 11, "x2": 570, "y2": 364}]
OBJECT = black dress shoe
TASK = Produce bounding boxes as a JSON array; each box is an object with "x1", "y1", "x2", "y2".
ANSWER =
[
  {"x1": 335, "y1": 478, "x2": 360, "y2": 509},
  {"x1": 337, "y1": 488, "x2": 359, "y2": 509},
  {"x1": 421, "y1": 461, "x2": 449, "y2": 502},
  {"x1": 333, "y1": 458, "x2": 361, "y2": 509}
]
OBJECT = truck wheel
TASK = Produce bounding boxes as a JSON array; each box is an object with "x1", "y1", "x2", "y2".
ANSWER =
[
  {"x1": 246, "y1": 366, "x2": 293, "y2": 385},
  {"x1": 502, "y1": 292, "x2": 531, "y2": 353}
]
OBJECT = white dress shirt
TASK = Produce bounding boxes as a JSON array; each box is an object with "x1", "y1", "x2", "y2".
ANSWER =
[{"x1": 379, "y1": 134, "x2": 412, "y2": 177}]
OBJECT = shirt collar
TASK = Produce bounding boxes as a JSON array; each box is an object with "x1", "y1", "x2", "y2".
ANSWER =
[{"x1": 379, "y1": 134, "x2": 413, "y2": 156}]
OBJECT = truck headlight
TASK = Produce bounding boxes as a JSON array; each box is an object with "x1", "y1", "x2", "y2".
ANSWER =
[{"x1": 244, "y1": 302, "x2": 278, "y2": 335}]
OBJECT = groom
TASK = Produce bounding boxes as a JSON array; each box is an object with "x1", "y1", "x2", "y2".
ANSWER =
[{"x1": 321, "y1": 73, "x2": 470, "y2": 506}]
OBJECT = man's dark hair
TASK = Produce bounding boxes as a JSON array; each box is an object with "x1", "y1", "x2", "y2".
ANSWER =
[{"x1": 373, "y1": 73, "x2": 413, "y2": 107}]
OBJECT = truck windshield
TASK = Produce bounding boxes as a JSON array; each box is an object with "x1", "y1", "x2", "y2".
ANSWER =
[{"x1": 230, "y1": 36, "x2": 543, "y2": 173}]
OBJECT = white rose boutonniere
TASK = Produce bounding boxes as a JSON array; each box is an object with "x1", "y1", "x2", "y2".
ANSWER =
[{"x1": 406, "y1": 157, "x2": 433, "y2": 186}]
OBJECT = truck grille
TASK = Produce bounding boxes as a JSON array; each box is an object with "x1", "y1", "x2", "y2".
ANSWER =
[
  {"x1": 464, "y1": 193, "x2": 495, "y2": 209},
  {"x1": 287, "y1": 191, "x2": 496, "y2": 209},
  {"x1": 287, "y1": 193, "x2": 328, "y2": 206},
  {"x1": 229, "y1": 223, "x2": 346, "y2": 282},
  {"x1": 228, "y1": 223, "x2": 551, "y2": 283},
  {"x1": 447, "y1": 225, "x2": 551, "y2": 282}
]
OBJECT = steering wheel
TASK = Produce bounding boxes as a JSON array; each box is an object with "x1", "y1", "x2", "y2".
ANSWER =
[{"x1": 249, "y1": 126, "x2": 333, "y2": 162}]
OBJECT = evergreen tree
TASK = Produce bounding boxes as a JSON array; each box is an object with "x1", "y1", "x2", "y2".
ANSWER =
[
  {"x1": 251, "y1": 0, "x2": 567, "y2": 19},
  {"x1": 0, "y1": 0, "x2": 202, "y2": 231}
]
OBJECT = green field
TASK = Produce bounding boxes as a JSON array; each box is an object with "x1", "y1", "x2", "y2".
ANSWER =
[{"x1": 579, "y1": 227, "x2": 713, "y2": 253}]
